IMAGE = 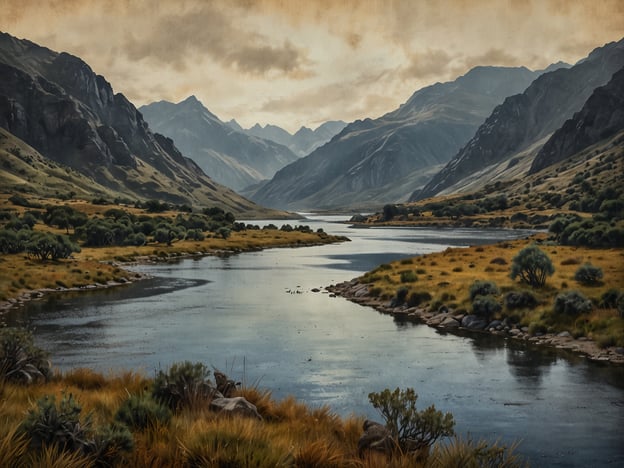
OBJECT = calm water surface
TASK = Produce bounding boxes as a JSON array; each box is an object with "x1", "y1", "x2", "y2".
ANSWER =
[{"x1": 6, "y1": 217, "x2": 624, "y2": 467}]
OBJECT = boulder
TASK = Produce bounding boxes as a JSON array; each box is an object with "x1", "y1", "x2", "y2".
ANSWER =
[
  {"x1": 358, "y1": 420, "x2": 394, "y2": 457},
  {"x1": 440, "y1": 316, "x2": 460, "y2": 328},
  {"x1": 210, "y1": 397, "x2": 262, "y2": 420},
  {"x1": 461, "y1": 315, "x2": 488, "y2": 330}
]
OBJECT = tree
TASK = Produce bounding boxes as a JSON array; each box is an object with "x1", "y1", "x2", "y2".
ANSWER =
[
  {"x1": 368, "y1": 387, "x2": 454, "y2": 454},
  {"x1": 26, "y1": 232, "x2": 80, "y2": 261},
  {"x1": 510, "y1": 245, "x2": 554, "y2": 288}
]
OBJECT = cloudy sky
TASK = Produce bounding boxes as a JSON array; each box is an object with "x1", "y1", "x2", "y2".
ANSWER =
[{"x1": 2, "y1": 0, "x2": 623, "y2": 132}]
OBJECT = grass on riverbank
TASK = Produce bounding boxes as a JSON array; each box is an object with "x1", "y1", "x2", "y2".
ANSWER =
[
  {"x1": 358, "y1": 234, "x2": 624, "y2": 347},
  {"x1": 0, "y1": 367, "x2": 525, "y2": 467},
  {"x1": 0, "y1": 193, "x2": 348, "y2": 304}
]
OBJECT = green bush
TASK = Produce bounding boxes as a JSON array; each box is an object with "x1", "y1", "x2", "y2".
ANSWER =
[
  {"x1": 400, "y1": 270, "x2": 418, "y2": 283},
  {"x1": 152, "y1": 361, "x2": 216, "y2": 411},
  {"x1": 368, "y1": 387, "x2": 454, "y2": 453},
  {"x1": 115, "y1": 394, "x2": 172, "y2": 430},
  {"x1": 91, "y1": 422, "x2": 134, "y2": 466},
  {"x1": 20, "y1": 393, "x2": 93, "y2": 453},
  {"x1": 510, "y1": 244, "x2": 554, "y2": 287},
  {"x1": 553, "y1": 291, "x2": 593, "y2": 316},
  {"x1": 469, "y1": 281, "x2": 499, "y2": 301},
  {"x1": 505, "y1": 291, "x2": 538, "y2": 310},
  {"x1": 0, "y1": 327, "x2": 51, "y2": 384},
  {"x1": 391, "y1": 287, "x2": 409, "y2": 307},
  {"x1": 574, "y1": 263, "x2": 603, "y2": 285},
  {"x1": 600, "y1": 289, "x2": 622, "y2": 308},
  {"x1": 472, "y1": 295, "x2": 502, "y2": 319},
  {"x1": 407, "y1": 291, "x2": 432, "y2": 307},
  {"x1": 25, "y1": 232, "x2": 80, "y2": 261}
]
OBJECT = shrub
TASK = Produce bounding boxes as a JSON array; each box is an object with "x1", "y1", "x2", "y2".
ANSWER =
[
  {"x1": 600, "y1": 289, "x2": 622, "y2": 309},
  {"x1": 489, "y1": 257, "x2": 507, "y2": 265},
  {"x1": 368, "y1": 387, "x2": 454, "y2": 453},
  {"x1": 0, "y1": 327, "x2": 50, "y2": 384},
  {"x1": 407, "y1": 291, "x2": 432, "y2": 307},
  {"x1": 505, "y1": 291, "x2": 538, "y2": 310},
  {"x1": 20, "y1": 393, "x2": 93, "y2": 453},
  {"x1": 115, "y1": 394, "x2": 172, "y2": 430},
  {"x1": 510, "y1": 244, "x2": 554, "y2": 287},
  {"x1": 390, "y1": 287, "x2": 409, "y2": 307},
  {"x1": 472, "y1": 295, "x2": 502, "y2": 319},
  {"x1": 469, "y1": 281, "x2": 499, "y2": 301},
  {"x1": 553, "y1": 291, "x2": 593, "y2": 316},
  {"x1": 400, "y1": 270, "x2": 418, "y2": 283},
  {"x1": 574, "y1": 263, "x2": 603, "y2": 285},
  {"x1": 91, "y1": 422, "x2": 134, "y2": 466},
  {"x1": 152, "y1": 361, "x2": 216, "y2": 411}
]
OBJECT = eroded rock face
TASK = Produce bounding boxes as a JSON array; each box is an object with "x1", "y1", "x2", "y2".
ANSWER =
[
  {"x1": 210, "y1": 397, "x2": 262, "y2": 420},
  {"x1": 530, "y1": 66, "x2": 624, "y2": 173},
  {"x1": 358, "y1": 420, "x2": 394, "y2": 457},
  {"x1": 416, "y1": 38, "x2": 624, "y2": 200}
]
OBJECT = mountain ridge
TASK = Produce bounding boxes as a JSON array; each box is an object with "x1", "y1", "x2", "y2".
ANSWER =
[
  {"x1": 139, "y1": 97, "x2": 299, "y2": 191},
  {"x1": 413, "y1": 38, "x2": 624, "y2": 201},
  {"x1": 0, "y1": 31, "x2": 270, "y2": 215},
  {"x1": 248, "y1": 65, "x2": 548, "y2": 210}
]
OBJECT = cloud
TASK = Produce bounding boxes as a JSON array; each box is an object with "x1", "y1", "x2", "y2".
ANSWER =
[
  {"x1": 401, "y1": 49, "x2": 454, "y2": 81},
  {"x1": 119, "y1": 2, "x2": 311, "y2": 78}
]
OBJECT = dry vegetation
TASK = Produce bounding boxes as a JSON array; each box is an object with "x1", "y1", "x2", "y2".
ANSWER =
[
  {"x1": 356, "y1": 233, "x2": 624, "y2": 349},
  {"x1": 0, "y1": 194, "x2": 347, "y2": 305},
  {"x1": 0, "y1": 367, "x2": 524, "y2": 467}
]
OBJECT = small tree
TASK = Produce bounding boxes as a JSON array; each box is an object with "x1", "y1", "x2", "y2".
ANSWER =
[
  {"x1": 25, "y1": 232, "x2": 80, "y2": 261},
  {"x1": 510, "y1": 245, "x2": 554, "y2": 288},
  {"x1": 368, "y1": 387, "x2": 454, "y2": 454}
]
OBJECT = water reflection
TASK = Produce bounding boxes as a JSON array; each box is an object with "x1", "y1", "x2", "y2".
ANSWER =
[{"x1": 5, "y1": 221, "x2": 624, "y2": 467}]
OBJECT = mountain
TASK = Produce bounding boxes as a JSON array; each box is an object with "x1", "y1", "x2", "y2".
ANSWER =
[
  {"x1": 139, "y1": 98, "x2": 299, "y2": 191},
  {"x1": 530, "y1": 66, "x2": 624, "y2": 174},
  {"x1": 414, "y1": 39, "x2": 624, "y2": 201},
  {"x1": 0, "y1": 32, "x2": 268, "y2": 215},
  {"x1": 247, "y1": 66, "x2": 544, "y2": 211},
  {"x1": 236, "y1": 120, "x2": 347, "y2": 157}
]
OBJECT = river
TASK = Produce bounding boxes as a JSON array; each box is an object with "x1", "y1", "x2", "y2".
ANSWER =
[{"x1": 5, "y1": 216, "x2": 624, "y2": 467}]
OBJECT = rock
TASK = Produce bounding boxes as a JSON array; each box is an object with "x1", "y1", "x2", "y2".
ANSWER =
[
  {"x1": 358, "y1": 420, "x2": 394, "y2": 457},
  {"x1": 614, "y1": 347, "x2": 624, "y2": 355},
  {"x1": 487, "y1": 320, "x2": 502, "y2": 329},
  {"x1": 210, "y1": 397, "x2": 262, "y2": 420},
  {"x1": 557, "y1": 331, "x2": 572, "y2": 338},
  {"x1": 461, "y1": 315, "x2": 488, "y2": 330},
  {"x1": 214, "y1": 370, "x2": 239, "y2": 398},
  {"x1": 354, "y1": 287, "x2": 369, "y2": 297},
  {"x1": 440, "y1": 316, "x2": 460, "y2": 328}
]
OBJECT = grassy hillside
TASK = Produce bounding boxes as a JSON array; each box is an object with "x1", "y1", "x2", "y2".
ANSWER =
[{"x1": 0, "y1": 194, "x2": 347, "y2": 306}]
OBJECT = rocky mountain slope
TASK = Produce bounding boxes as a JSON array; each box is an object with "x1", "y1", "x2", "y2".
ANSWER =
[
  {"x1": 240, "y1": 121, "x2": 347, "y2": 157},
  {"x1": 140, "y1": 98, "x2": 299, "y2": 191},
  {"x1": 0, "y1": 32, "x2": 269, "y2": 215},
  {"x1": 248, "y1": 66, "x2": 548, "y2": 211},
  {"x1": 414, "y1": 38, "x2": 624, "y2": 201},
  {"x1": 530, "y1": 66, "x2": 624, "y2": 174}
]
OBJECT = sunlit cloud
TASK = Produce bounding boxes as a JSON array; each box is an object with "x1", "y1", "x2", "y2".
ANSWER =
[{"x1": 1, "y1": 0, "x2": 622, "y2": 132}]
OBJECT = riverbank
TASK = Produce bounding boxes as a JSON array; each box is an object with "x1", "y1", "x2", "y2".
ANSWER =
[
  {"x1": 327, "y1": 234, "x2": 624, "y2": 365},
  {"x1": 0, "y1": 229, "x2": 349, "y2": 313}
]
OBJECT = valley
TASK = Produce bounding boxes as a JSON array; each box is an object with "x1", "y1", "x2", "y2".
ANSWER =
[{"x1": 1, "y1": 7, "x2": 623, "y2": 466}]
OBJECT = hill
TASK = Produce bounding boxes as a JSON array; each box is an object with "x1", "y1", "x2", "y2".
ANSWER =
[{"x1": 0, "y1": 32, "x2": 272, "y2": 216}]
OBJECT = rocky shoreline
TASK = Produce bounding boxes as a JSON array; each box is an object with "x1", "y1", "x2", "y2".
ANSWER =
[{"x1": 327, "y1": 279, "x2": 624, "y2": 365}]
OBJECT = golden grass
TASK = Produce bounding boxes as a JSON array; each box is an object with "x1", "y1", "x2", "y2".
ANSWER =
[
  {"x1": 0, "y1": 369, "x2": 443, "y2": 468},
  {"x1": 361, "y1": 234, "x2": 624, "y2": 345},
  {"x1": 0, "y1": 193, "x2": 347, "y2": 303}
]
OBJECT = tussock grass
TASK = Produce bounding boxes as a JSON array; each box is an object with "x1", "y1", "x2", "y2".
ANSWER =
[{"x1": 363, "y1": 234, "x2": 624, "y2": 345}]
